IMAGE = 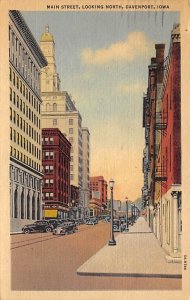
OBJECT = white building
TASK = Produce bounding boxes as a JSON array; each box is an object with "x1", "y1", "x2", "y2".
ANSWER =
[
  {"x1": 9, "y1": 11, "x2": 47, "y2": 232},
  {"x1": 40, "y1": 25, "x2": 89, "y2": 206}
]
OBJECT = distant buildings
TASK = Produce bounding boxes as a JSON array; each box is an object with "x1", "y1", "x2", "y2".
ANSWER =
[
  {"x1": 89, "y1": 176, "x2": 107, "y2": 216},
  {"x1": 42, "y1": 128, "x2": 71, "y2": 219},
  {"x1": 9, "y1": 11, "x2": 47, "y2": 232},
  {"x1": 142, "y1": 24, "x2": 181, "y2": 261}
]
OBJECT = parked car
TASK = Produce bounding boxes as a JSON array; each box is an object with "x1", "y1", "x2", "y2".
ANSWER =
[
  {"x1": 53, "y1": 222, "x2": 78, "y2": 235},
  {"x1": 22, "y1": 220, "x2": 54, "y2": 234},
  {"x1": 90, "y1": 217, "x2": 98, "y2": 224},
  {"x1": 113, "y1": 219, "x2": 126, "y2": 232},
  {"x1": 86, "y1": 220, "x2": 97, "y2": 225},
  {"x1": 47, "y1": 219, "x2": 63, "y2": 229}
]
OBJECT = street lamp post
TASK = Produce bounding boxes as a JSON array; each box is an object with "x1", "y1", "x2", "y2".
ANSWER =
[
  {"x1": 108, "y1": 178, "x2": 116, "y2": 246},
  {"x1": 126, "y1": 197, "x2": 129, "y2": 231}
]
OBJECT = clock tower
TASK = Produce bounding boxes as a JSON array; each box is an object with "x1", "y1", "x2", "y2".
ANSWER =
[{"x1": 40, "y1": 25, "x2": 60, "y2": 92}]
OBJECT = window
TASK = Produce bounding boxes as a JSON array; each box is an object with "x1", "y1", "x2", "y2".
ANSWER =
[
  {"x1": 53, "y1": 103, "x2": 57, "y2": 112},
  {"x1": 10, "y1": 108, "x2": 12, "y2": 121},
  {"x1": 45, "y1": 151, "x2": 49, "y2": 159},
  {"x1": 13, "y1": 111, "x2": 16, "y2": 123},
  {"x1": 10, "y1": 88, "x2": 12, "y2": 101},
  {"x1": 53, "y1": 119, "x2": 57, "y2": 125},
  {"x1": 69, "y1": 128, "x2": 73, "y2": 134},
  {"x1": 13, "y1": 92, "x2": 15, "y2": 104},
  {"x1": 46, "y1": 103, "x2": 50, "y2": 111},
  {"x1": 69, "y1": 119, "x2": 73, "y2": 125},
  {"x1": 50, "y1": 137, "x2": 54, "y2": 144}
]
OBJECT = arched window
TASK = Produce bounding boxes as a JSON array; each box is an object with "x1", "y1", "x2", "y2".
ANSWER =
[
  {"x1": 46, "y1": 103, "x2": 50, "y2": 112},
  {"x1": 21, "y1": 190, "x2": 24, "y2": 219},
  {"x1": 37, "y1": 196, "x2": 40, "y2": 220},
  {"x1": 14, "y1": 189, "x2": 18, "y2": 218},
  {"x1": 53, "y1": 103, "x2": 57, "y2": 112},
  {"x1": 32, "y1": 195, "x2": 35, "y2": 220},
  {"x1": 27, "y1": 193, "x2": 30, "y2": 219}
]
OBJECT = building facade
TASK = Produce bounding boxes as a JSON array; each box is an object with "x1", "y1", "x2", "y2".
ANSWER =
[
  {"x1": 142, "y1": 24, "x2": 181, "y2": 261},
  {"x1": 9, "y1": 11, "x2": 47, "y2": 232},
  {"x1": 42, "y1": 128, "x2": 71, "y2": 219},
  {"x1": 82, "y1": 127, "x2": 90, "y2": 217},
  {"x1": 90, "y1": 176, "x2": 107, "y2": 216},
  {"x1": 39, "y1": 25, "x2": 87, "y2": 207}
]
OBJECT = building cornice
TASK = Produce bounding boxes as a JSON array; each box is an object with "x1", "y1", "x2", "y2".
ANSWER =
[
  {"x1": 10, "y1": 156, "x2": 43, "y2": 177},
  {"x1": 9, "y1": 10, "x2": 47, "y2": 68}
]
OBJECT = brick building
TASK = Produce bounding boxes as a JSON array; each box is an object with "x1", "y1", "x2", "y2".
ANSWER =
[
  {"x1": 42, "y1": 128, "x2": 71, "y2": 219},
  {"x1": 89, "y1": 176, "x2": 107, "y2": 216},
  {"x1": 142, "y1": 24, "x2": 181, "y2": 261}
]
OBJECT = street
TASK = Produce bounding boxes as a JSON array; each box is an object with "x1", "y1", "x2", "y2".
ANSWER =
[{"x1": 11, "y1": 221, "x2": 181, "y2": 290}]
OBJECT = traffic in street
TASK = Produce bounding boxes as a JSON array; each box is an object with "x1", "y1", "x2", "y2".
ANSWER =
[{"x1": 11, "y1": 218, "x2": 181, "y2": 291}]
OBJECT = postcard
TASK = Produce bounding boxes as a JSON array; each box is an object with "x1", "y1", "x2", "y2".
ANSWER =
[{"x1": 0, "y1": 0, "x2": 190, "y2": 300}]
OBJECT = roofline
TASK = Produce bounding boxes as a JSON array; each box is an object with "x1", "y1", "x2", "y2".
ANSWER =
[{"x1": 9, "y1": 10, "x2": 48, "y2": 68}]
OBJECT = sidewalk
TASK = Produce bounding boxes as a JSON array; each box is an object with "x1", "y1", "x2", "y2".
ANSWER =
[{"x1": 77, "y1": 217, "x2": 182, "y2": 278}]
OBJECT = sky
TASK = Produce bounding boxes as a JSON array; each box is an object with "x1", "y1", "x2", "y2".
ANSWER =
[{"x1": 22, "y1": 11, "x2": 180, "y2": 202}]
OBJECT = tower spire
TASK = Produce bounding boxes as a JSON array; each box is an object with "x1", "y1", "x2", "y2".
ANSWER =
[{"x1": 45, "y1": 24, "x2": 49, "y2": 33}]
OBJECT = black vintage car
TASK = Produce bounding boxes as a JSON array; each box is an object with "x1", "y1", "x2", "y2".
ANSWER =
[
  {"x1": 113, "y1": 219, "x2": 126, "y2": 232},
  {"x1": 47, "y1": 219, "x2": 63, "y2": 229},
  {"x1": 53, "y1": 222, "x2": 78, "y2": 235},
  {"x1": 22, "y1": 220, "x2": 54, "y2": 234}
]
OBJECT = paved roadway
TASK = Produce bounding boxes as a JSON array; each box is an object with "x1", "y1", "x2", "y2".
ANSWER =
[{"x1": 11, "y1": 222, "x2": 181, "y2": 290}]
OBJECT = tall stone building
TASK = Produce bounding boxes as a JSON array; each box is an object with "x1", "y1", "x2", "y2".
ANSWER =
[
  {"x1": 39, "y1": 25, "x2": 90, "y2": 208},
  {"x1": 9, "y1": 11, "x2": 47, "y2": 232}
]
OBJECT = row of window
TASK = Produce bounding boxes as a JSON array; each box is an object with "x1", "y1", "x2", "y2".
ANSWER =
[
  {"x1": 42, "y1": 151, "x2": 54, "y2": 159},
  {"x1": 10, "y1": 146, "x2": 41, "y2": 172},
  {"x1": 42, "y1": 137, "x2": 54, "y2": 144},
  {"x1": 10, "y1": 111, "x2": 41, "y2": 145},
  {"x1": 10, "y1": 88, "x2": 41, "y2": 130},
  {"x1": 43, "y1": 165, "x2": 54, "y2": 173},
  {"x1": 10, "y1": 128, "x2": 41, "y2": 160},
  {"x1": 10, "y1": 69, "x2": 40, "y2": 111},
  {"x1": 9, "y1": 27, "x2": 40, "y2": 95}
]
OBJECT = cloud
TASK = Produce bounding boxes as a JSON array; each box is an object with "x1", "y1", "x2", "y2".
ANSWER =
[
  {"x1": 81, "y1": 31, "x2": 154, "y2": 66},
  {"x1": 116, "y1": 82, "x2": 147, "y2": 94}
]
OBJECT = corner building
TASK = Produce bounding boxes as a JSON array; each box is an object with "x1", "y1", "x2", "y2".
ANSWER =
[
  {"x1": 42, "y1": 128, "x2": 71, "y2": 219},
  {"x1": 9, "y1": 11, "x2": 47, "y2": 232}
]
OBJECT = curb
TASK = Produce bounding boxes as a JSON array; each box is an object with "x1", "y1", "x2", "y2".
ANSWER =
[
  {"x1": 77, "y1": 271, "x2": 182, "y2": 279},
  {"x1": 10, "y1": 232, "x2": 23, "y2": 235}
]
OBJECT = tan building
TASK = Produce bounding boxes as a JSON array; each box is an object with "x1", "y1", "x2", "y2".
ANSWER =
[
  {"x1": 40, "y1": 25, "x2": 87, "y2": 206},
  {"x1": 82, "y1": 127, "x2": 90, "y2": 216},
  {"x1": 9, "y1": 11, "x2": 47, "y2": 232}
]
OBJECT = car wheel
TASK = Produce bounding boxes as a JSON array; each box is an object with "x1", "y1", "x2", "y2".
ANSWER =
[
  {"x1": 24, "y1": 228, "x2": 30, "y2": 234},
  {"x1": 45, "y1": 227, "x2": 52, "y2": 233}
]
